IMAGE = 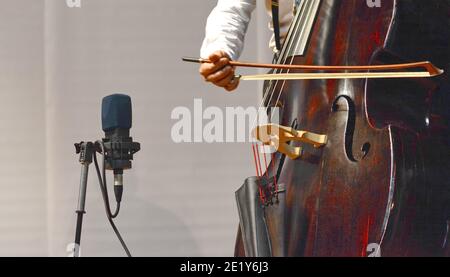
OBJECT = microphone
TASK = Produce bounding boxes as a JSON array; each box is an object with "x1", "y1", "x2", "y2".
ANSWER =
[{"x1": 101, "y1": 94, "x2": 141, "y2": 203}]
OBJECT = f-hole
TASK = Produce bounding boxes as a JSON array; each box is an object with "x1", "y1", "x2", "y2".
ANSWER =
[{"x1": 332, "y1": 95, "x2": 370, "y2": 162}]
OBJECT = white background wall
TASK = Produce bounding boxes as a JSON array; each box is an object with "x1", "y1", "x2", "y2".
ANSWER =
[
  {"x1": 0, "y1": 0, "x2": 272, "y2": 256},
  {"x1": 0, "y1": 1, "x2": 47, "y2": 256}
]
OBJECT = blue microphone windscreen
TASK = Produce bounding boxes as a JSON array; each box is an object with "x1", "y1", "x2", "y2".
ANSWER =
[{"x1": 102, "y1": 94, "x2": 132, "y2": 131}]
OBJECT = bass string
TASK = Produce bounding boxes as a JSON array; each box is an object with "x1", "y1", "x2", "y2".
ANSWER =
[
  {"x1": 250, "y1": 26, "x2": 294, "y2": 195},
  {"x1": 269, "y1": 2, "x2": 313, "y2": 124},
  {"x1": 251, "y1": 0, "x2": 305, "y2": 129},
  {"x1": 251, "y1": 0, "x2": 309, "y2": 199},
  {"x1": 252, "y1": 0, "x2": 306, "y2": 191}
]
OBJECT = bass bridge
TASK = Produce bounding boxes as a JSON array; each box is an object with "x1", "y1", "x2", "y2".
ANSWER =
[{"x1": 252, "y1": 124, "x2": 328, "y2": 160}]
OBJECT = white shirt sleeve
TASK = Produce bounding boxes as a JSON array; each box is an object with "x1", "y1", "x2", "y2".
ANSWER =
[{"x1": 200, "y1": 0, "x2": 256, "y2": 61}]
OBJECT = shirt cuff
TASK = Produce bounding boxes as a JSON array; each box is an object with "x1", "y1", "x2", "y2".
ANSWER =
[{"x1": 200, "y1": 41, "x2": 238, "y2": 61}]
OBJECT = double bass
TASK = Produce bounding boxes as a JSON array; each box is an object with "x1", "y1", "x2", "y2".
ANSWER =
[{"x1": 231, "y1": 0, "x2": 450, "y2": 257}]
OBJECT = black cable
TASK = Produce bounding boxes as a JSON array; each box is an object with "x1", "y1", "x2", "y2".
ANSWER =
[
  {"x1": 97, "y1": 141, "x2": 121, "y2": 219},
  {"x1": 112, "y1": 202, "x2": 120, "y2": 219},
  {"x1": 93, "y1": 141, "x2": 132, "y2": 257}
]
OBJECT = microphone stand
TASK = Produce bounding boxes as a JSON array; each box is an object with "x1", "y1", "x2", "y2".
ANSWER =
[
  {"x1": 71, "y1": 141, "x2": 96, "y2": 257},
  {"x1": 70, "y1": 140, "x2": 133, "y2": 257}
]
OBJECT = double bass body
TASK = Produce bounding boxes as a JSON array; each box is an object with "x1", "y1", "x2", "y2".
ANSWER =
[{"x1": 235, "y1": 0, "x2": 450, "y2": 257}]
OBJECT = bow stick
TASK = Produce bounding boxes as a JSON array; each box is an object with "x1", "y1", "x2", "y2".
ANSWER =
[{"x1": 182, "y1": 57, "x2": 444, "y2": 80}]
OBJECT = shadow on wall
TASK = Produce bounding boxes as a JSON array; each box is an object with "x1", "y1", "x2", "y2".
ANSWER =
[{"x1": 117, "y1": 196, "x2": 201, "y2": 257}]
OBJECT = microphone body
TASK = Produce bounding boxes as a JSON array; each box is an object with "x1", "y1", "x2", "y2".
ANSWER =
[{"x1": 101, "y1": 94, "x2": 140, "y2": 202}]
